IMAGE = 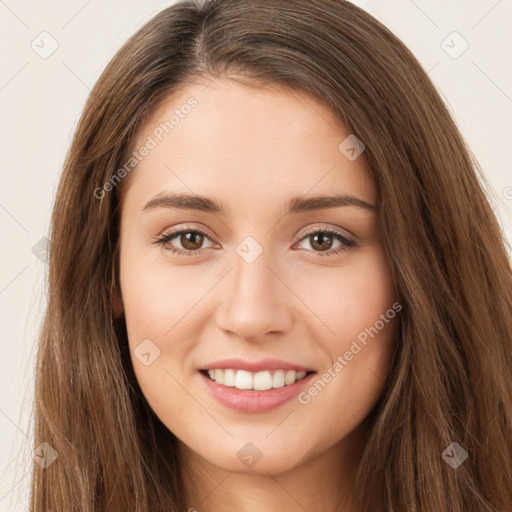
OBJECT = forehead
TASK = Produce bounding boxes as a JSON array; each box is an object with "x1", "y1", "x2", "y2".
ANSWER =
[{"x1": 124, "y1": 78, "x2": 376, "y2": 211}]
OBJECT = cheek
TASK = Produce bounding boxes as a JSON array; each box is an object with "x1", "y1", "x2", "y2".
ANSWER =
[
  {"x1": 119, "y1": 254, "x2": 195, "y2": 424},
  {"x1": 298, "y1": 325, "x2": 397, "y2": 451},
  {"x1": 119, "y1": 247, "x2": 205, "y2": 401},
  {"x1": 302, "y1": 246, "x2": 397, "y2": 344},
  {"x1": 120, "y1": 249, "x2": 197, "y2": 344},
  {"x1": 297, "y1": 248, "x2": 398, "y2": 420}
]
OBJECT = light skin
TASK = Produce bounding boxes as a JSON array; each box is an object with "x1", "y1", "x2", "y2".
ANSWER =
[{"x1": 113, "y1": 77, "x2": 399, "y2": 512}]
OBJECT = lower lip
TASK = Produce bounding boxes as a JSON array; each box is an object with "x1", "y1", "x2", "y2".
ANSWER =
[{"x1": 197, "y1": 370, "x2": 316, "y2": 413}]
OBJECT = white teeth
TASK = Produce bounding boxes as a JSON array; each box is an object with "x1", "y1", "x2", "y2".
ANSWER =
[
  {"x1": 253, "y1": 371, "x2": 273, "y2": 391},
  {"x1": 235, "y1": 370, "x2": 253, "y2": 389},
  {"x1": 272, "y1": 370, "x2": 285, "y2": 389},
  {"x1": 205, "y1": 368, "x2": 310, "y2": 389},
  {"x1": 285, "y1": 370, "x2": 296, "y2": 385},
  {"x1": 223, "y1": 368, "x2": 236, "y2": 387}
]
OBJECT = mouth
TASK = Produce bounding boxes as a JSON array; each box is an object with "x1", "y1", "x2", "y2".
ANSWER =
[
  {"x1": 197, "y1": 368, "x2": 317, "y2": 413},
  {"x1": 199, "y1": 368, "x2": 316, "y2": 391}
]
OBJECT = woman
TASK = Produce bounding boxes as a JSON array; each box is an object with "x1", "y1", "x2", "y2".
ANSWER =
[{"x1": 31, "y1": 0, "x2": 512, "y2": 510}]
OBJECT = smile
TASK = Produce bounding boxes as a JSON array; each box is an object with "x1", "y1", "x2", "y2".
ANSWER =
[
  {"x1": 197, "y1": 369, "x2": 317, "y2": 413},
  {"x1": 202, "y1": 368, "x2": 311, "y2": 390}
]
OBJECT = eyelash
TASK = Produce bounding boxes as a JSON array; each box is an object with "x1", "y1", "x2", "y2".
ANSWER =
[{"x1": 153, "y1": 226, "x2": 357, "y2": 258}]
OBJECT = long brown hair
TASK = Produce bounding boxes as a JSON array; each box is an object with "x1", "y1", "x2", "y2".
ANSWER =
[{"x1": 31, "y1": 0, "x2": 512, "y2": 510}]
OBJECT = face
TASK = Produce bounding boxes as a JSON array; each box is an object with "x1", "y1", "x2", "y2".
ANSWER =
[{"x1": 115, "y1": 78, "x2": 399, "y2": 477}]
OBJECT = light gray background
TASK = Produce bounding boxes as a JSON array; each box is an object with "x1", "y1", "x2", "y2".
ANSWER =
[{"x1": 1, "y1": 0, "x2": 511, "y2": 510}]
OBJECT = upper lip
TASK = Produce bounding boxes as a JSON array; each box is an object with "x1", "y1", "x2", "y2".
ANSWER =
[{"x1": 200, "y1": 358, "x2": 315, "y2": 373}]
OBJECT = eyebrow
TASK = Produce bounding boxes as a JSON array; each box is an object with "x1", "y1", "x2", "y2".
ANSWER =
[{"x1": 142, "y1": 192, "x2": 376, "y2": 215}]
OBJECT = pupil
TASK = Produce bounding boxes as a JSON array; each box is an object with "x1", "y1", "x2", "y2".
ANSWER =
[
  {"x1": 182, "y1": 232, "x2": 202, "y2": 250},
  {"x1": 312, "y1": 232, "x2": 332, "y2": 251}
]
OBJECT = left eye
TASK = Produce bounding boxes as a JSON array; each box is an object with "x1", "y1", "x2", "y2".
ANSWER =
[
  {"x1": 295, "y1": 229, "x2": 356, "y2": 255},
  {"x1": 154, "y1": 229, "x2": 214, "y2": 256},
  {"x1": 154, "y1": 228, "x2": 356, "y2": 257}
]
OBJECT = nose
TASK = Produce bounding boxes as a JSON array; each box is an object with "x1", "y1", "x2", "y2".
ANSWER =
[{"x1": 214, "y1": 247, "x2": 294, "y2": 342}]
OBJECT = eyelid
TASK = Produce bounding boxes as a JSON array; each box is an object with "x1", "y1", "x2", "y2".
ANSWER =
[
  {"x1": 156, "y1": 224, "x2": 219, "y2": 251},
  {"x1": 159, "y1": 223, "x2": 217, "y2": 241},
  {"x1": 157, "y1": 223, "x2": 354, "y2": 243},
  {"x1": 297, "y1": 223, "x2": 353, "y2": 239}
]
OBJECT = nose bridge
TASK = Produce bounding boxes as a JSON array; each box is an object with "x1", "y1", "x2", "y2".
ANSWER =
[
  {"x1": 231, "y1": 238, "x2": 281, "y2": 308},
  {"x1": 232, "y1": 245, "x2": 274, "y2": 303}
]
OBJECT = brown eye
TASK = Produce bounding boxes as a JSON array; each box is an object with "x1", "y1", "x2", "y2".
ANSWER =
[
  {"x1": 296, "y1": 228, "x2": 356, "y2": 257},
  {"x1": 308, "y1": 232, "x2": 334, "y2": 252},
  {"x1": 154, "y1": 228, "x2": 215, "y2": 256},
  {"x1": 179, "y1": 231, "x2": 205, "y2": 251}
]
